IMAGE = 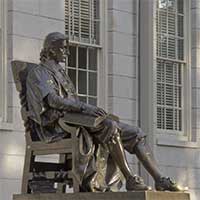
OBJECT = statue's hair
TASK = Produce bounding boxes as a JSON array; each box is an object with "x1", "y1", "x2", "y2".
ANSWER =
[
  {"x1": 40, "y1": 32, "x2": 68, "y2": 62},
  {"x1": 40, "y1": 48, "x2": 48, "y2": 62},
  {"x1": 40, "y1": 47, "x2": 56, "y2": 62}
]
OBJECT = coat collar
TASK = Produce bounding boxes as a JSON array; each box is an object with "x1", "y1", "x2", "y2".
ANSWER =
[{"x1": 40, "y1": 59, "x2": 64, "y2": 75}]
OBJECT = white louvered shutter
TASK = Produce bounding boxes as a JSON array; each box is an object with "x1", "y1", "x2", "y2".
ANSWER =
[
  {"x1": 65, "y1": 0, "x2": 100, "y2": 45},
  {"x1": 156, "y1": 0, "x2": 185, "y2": 132}
]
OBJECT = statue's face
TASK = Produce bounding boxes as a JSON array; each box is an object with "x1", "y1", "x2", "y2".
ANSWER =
[{"x1": 52, "y1": 39, "x2": 68, "y2": 63}]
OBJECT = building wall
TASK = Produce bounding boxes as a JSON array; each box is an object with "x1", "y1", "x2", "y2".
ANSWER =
[
  {"x1": 1, "y1": 0, "x2": 200, "y2": 200},
  {"x1": 192, "y1": 0, "x2": 200, "y2": 142},
  {"x1": 107, "y1": 0, "x2": 140, "y2": 175},
  {"x1": 154, "y1": 1, "x2": 200, "y2": 200},
  {"x1": 0, "y1": 0, "x2": 65, "y2": 200}
]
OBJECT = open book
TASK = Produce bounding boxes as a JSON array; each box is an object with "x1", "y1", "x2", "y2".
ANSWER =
[{"x1": 62, "y1": 112, "x2": 119, "y2": 128}]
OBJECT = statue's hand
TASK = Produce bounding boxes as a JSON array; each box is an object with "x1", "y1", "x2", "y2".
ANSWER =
[{"x1": 82, "y1": 103, "x2": 107, "y2": 117}]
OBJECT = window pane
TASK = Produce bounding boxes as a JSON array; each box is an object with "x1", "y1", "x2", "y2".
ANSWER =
[
  {"x1": 168, "y1": 37, "x2": 176, "y2": 59},
  {"x1": 157, "y1": 34, "x2": 168, "y2": 57},
  {"x1": 78, "y1": 47, "x2": 87, "y2": 69},
  {"x1": 160, "y1": 11, "x2": 167, "y2": 34},
  {"x1": 80, "y1": 0, "x2": 90, "y2": 41},
  {"x1": 68, "y1": 69, "x2": 76, "y2": 88},
  {"x1": 81, "y1": 18, "x2": 90, "y2": 40},
  {"x1": 168, "y1": 12, "x2": 176, "y2": 35},
  {"x1": 178, "y1": 110, "x2": 182, "y2": 130},
  {"x1": 79, "y1": 96, "x2": 87, "y2": 103},
  {"x1": 166, "y1": 84, "x2": 173, "y2": 106},
  {"x1": 69, "y1": 46, "x2": 76, "y2": 68},
  {"x1": 89, "y1": 48, "x2": 97, "y2": 70},
  {"x1": 157, "y1": 60, "x2": 165, "y2": 82},
  {"x1": 157, "y1": 107, "x2": 165, "y2": 129},
  {"x1": 89, "y1": 72, "x2": 97, "y2": 96},
  {"x1": 166, "y1": 108, "x2": 174, "y2": 130},
  {"x1": 165, "y1": 62, "x2": 173, "y2": 84},
  {"x1": 178, "y1": 15, "x2": 184, "y2": 37},
  {"x1": 157, "y1": 83, "x2": 165, "y2": 105},
  {"x1": 178, "y1": 39, "x2": 184, "y2": 60},
  {"x1": 73, "y1": 0, "x2": 80, "y2": 38},
  {"x1": 177, "y1": 0, "x2": 184, "y2": 14},
  {"x1": 89, "y1": 97, "x2": 97, "y2": 106},
  {"x1": 168, "y1": 0, "x2": 175, "y2": 11},
  {"x1": 78, "y1": 70, "x2": 87, "y2": 94},
  {"x1": 161, "y1": 36, "x2": 168, "y2": 57},
  {"x1": 178, "y1": 64, "x2": 182, "y2": 84},
  {"x1": 94, "y1": 20, "x2": 100, "y2": 44},
  {"x1": 159, "y1": 0, "x2": 168, "y2": 9},
  {"x1": 178, "y1": 87, "x2": 182, "y2": 108}
]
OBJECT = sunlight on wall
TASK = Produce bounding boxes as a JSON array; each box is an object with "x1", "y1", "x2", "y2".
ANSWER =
[{"x1": 1, "y1": 155, "x2": 24, "y2": 179}]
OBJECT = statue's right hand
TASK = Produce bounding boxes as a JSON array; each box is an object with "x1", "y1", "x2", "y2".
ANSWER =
[{"x1": 82, "y1": 103, "x2": 107, "y2": 117}]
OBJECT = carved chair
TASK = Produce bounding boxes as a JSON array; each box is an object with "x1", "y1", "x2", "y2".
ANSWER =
[{"x1": 11, "y1": 60, "x2": 81, "y2": 193}]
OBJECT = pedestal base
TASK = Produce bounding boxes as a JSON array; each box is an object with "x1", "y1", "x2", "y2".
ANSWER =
[{"x1": 13, "y1": 191, "x2": 190, "y2": 200}]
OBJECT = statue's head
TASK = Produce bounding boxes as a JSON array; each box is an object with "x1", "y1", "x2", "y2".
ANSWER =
[{"x1": 40, "y1": 32, "x2": 69, "y2": 63}]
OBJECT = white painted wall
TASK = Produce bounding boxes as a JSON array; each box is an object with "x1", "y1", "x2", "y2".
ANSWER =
[
  {"x1": 107, "y1": 0, "x2": 140, "y2": 182},
  {"x1": 0, "y1": 0, "x2": 65, "y2": 199},
  {"x1": 1, "y1": 0, "x2": 200, "y2": 200}
]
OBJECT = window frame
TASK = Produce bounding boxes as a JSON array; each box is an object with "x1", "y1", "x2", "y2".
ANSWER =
[
  {"x1": 64, "y1": 0, "x2": 108, "y2": 109},
  {"x1": 66, "y1": 44, "x2": 100, "y2": 106},
  {"x1": 155, "y1": 0, "x2": 191, "y2": 140},
  {"x1": 139, "y1": 0, "x2": 191, "y2": 145}
]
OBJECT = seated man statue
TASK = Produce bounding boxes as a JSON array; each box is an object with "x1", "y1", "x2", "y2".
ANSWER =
[{"x1": 26, "y1": 32, "x2": 182, "y2": 192}]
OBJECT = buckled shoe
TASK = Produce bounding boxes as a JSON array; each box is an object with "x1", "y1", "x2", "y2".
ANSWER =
[
  {"x1": 126, "y1": 175, "x2": 151, "y2": 191},
  {"x1": 155, "y1": 177, "x2": 183, "y2": 191}
]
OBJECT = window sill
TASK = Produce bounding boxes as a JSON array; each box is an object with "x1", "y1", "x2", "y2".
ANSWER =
[{"x1": 156, "y1": 135, "x2": 200, "y2": 149}]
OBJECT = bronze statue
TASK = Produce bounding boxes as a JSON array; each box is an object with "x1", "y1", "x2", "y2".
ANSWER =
[{"x1": 25, "y1": 32, "x2": 183, "y2": 192}]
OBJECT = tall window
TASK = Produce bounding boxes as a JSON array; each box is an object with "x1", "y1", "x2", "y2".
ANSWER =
[
  {"x1": 156, "y1": 0, "x2": 186, "y2": 132},
  {"x1": 65, "y1": 0, "x2": 101, "y2": 106}
]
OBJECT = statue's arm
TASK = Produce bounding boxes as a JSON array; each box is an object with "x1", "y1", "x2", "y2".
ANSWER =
[
  {"x1": 46, "y1": 93, "x2": 106, "y2": 117},
  {"x1": 46, "y1": 92, "x2": 83, "y2": 112},
  {"x1": 45, "y1": 82, "x2": 107, "y2": 116},
  {"x1": 27, "y1": 67, "x2": 106, "y2": 117}
]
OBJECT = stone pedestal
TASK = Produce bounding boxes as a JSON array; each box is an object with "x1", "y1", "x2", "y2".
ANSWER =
[{"x1": 13, "y1": 191, "x2": 190, "y2": 200}]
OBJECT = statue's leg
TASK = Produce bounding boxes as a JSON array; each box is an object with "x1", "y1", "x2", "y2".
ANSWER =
[
  {"x1": 103, "y1": 120, "x2": 150, "y2": 191},
  {"x1": 134, "y1": 138, "x2": 162, "y2": 181},
  {"x1": 118, "y1": 122, "x2": 184, "y2": 191},
  {"x1": 135, "y1": 139, "x2": 184, "y2": 191},
  {"x1": 107, "y1": 129, "x2": 132, "y2": 180}
]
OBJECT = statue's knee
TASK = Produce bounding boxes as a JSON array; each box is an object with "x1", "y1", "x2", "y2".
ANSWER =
[
  {"x1": 107, "y1": 128, "x2": 120, "y2": 146},
  {"x1": 103, "y1": 119, "x2": 120, "y2": 145},
  {"x1": 104, "y1": 119, "x2": 118, "y2": 132}
]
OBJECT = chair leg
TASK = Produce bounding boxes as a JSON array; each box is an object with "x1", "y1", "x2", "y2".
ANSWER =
[
  {"x1": 57, "y1": 154, "x2": 67, "y2": 193},
  {"x1": 21, "y1": 148, "x2": 34, "y2": 194},
  {"x1": 72, "y1": 131, "x2": 80, "y2": 193},
  {"x1": 73, "y1": 179, "x2": 80, "y2": 193}
]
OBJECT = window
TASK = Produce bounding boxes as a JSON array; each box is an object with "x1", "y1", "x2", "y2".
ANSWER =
[
  {"x1": 65, "y1": 0, "x2": 101, "y2": 105},
  {"x1": 156, "y1": 0, "x2": 187, "y2": 133},
  {"x1": 68, "y1": 46, "x2": 98, "y2": 105}
]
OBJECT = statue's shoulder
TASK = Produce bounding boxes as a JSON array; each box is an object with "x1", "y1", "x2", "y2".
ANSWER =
[{"x1": 27, "y1": 63, "x2": 52, "y2": 81}]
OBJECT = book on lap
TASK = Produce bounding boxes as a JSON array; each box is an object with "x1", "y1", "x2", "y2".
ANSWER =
[{"x1": 62, "y1": 112, "x2": 119, "y2": 128}]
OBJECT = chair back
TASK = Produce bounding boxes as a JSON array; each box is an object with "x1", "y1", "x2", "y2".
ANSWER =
[{"x1": 11, "y1": 60, "x2": 39, "y2": 142}]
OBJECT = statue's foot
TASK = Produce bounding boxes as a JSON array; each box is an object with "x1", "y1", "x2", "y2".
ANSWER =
[
  {"x1": 155, "y1": 177, "x2": 184, "y2": 192},
  {"x1": 126, "y1": 175, "x2": 151, "y2": 191}
]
